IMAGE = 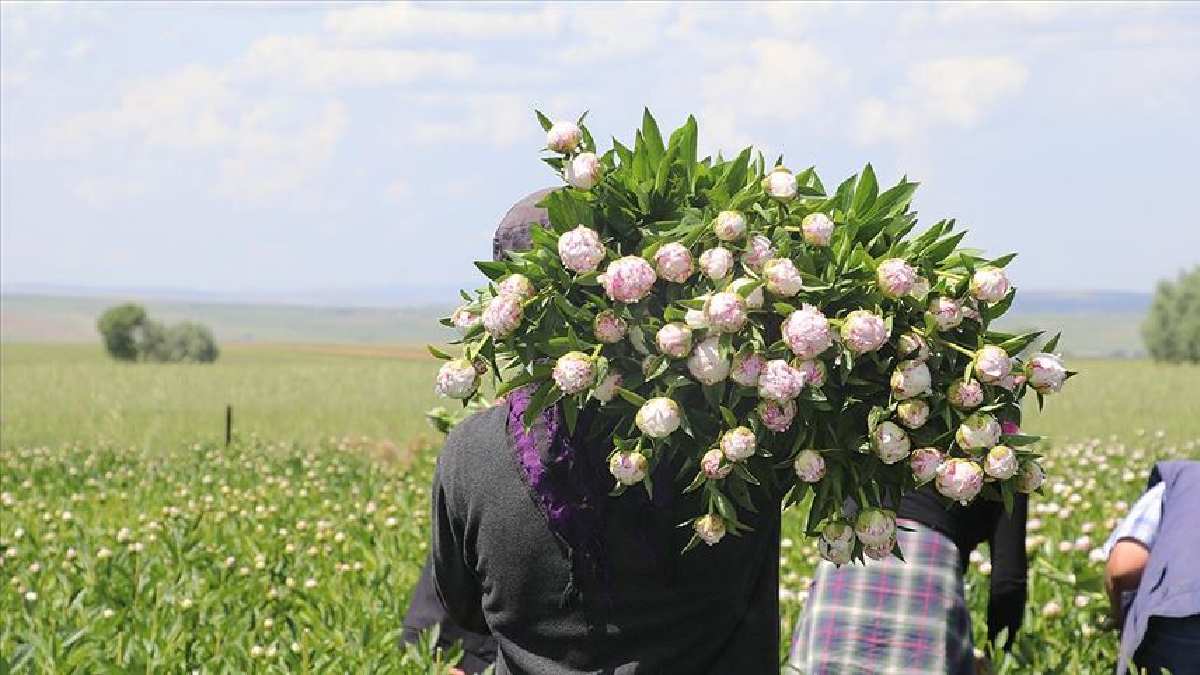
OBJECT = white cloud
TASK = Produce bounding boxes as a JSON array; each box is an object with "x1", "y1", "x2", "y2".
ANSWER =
[
  {"x1": 66, "y1": 38, "x2": 92, "y2": 59},
  {"x1": 236, "y1": 35, "x2": 475, "y2": 90},
  {"x1": 72, "y1": 175, "x2": 146, "y2": 208},
  {"x1": 408, "y1": 94, "x2": 532, "y2": 148},
  {"x1": 324, "y1": 2, "x2": 565, "y2": 43},
  {"x1": 385, "y1": 178, "x2": 411, "y2": 203}
]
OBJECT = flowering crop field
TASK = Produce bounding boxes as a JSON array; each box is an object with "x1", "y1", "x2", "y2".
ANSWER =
[{"x1": 1, "y1": 343, "x2": 1198, "y2": 672}]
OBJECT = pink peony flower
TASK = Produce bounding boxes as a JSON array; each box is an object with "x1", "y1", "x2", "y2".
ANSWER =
[
  {"x1": 496, "y1": 274, "x2": 535, "y2": 301},
  {"x1": 1016, "y1": 461, "x2": 1046, "y2": 493},
  {"x1": 721, "y1": 426, "x2": 757, "y2": 462},
  {"x1": 705, "y1": 291, "x2": 749, "y2": 333},
  {"x1": 890, "y1": 360, "x2": 931, "y2": 400},
  {"x1": 656, "y1": 322, "x2": 693, "y2": 359},
  {"x1": 434, "y1": 358, "x2": 479, "y2": 399},
  {"x1": 896, "y1": 399, "x2": 930, "y2": 429},
  {"x1": 758, "y1": 359, "x2": 806, "y2": 402},
  {"x1": 762, "y1": 166, "x2": 797, "y2": 200},
  {"x1": 694, "y1": 514, "x2": 726, "y2": 545},
  {"x1": 897, "y1": 331, "x2": 930, "y2": 362},
  {"x1": 743, "y1": 234, "x2": 776, "y2": 271},
  {"x1": 600, "y1": 256, "x2": 657, "y2": 304},
  {"x1": 654, "y1": 242, "x2": 694, "y2": 284},
  {"x1": 996, "y1": 372, "x2": 1026, "y2": 392},
  {"x1": 764, "y1": 258, "x2": 803, "y2": 297},
  {"x1": 557, "y1": 225, "x2": 606, "y2": 273},
  {"x1": 910, "y1": 447, "x2": 944, "y2": 483},
  {"x1": 1026, "y1": 353, "x2": 1067, "y2": 394},
  {"x1": 984, "y1": 445, "x2": 1019, "y2": 480},
  {"x1": 546, "y1": 120, "x2": 582, "y2": 153},
  {"x1": 974, "y1": 345, "x2": 1011, "y2": 384},
  {"x1": 687, "y1": 336, "x2": 730, "y2": 385},
  {"x1": 855, "y1": 508, "x2": 897, "y2": 548},
  {"x1": 793, "y1": 449, "x2": 826, "y2": 483},
  {"x1": 482, "y1": 295, "x2": 523, "y2": 338},
  {"x1": 947, "y1": 379, "x2": 984, "y2": 410},
  {"x1": 564, "y1": 152, "x2": 602, "y2": 190},
  {"x1": 841, "y1": 310, "x2": 890, "y2": 355},
  {"x1": 593, "y1": 372, "x2": 622, "y2": 403},
  {"x1": 936, "y1": 458, "x2": 985, "y2": 504},
  {"x1": 871, "y1": 421, "x2": 911, "y2": 464},
  {"x1": 876, "y1": 258, "x2": 917, "y2": 298},
  {"x1": 636, "y1": 397, "x2": 681, "y2": 438},
  {"x1": 701, "y1": 448, "x2": 732, "y2": 480},
  {"x1": 450, "y1": 305, "x2": 480, "y2": 334},
  {"x1": 608, "y1": 450, "x2": 647, "y2": 485},
  {"x1": 794, "y1": 359, "x2": 827, "y2": 388},
  {"x1": 727, "y1": 278, "x2": 765, "y2": 309},
  {"x1": 699, "y1": 247, "x2": 734, "y2": 280},
  {"x1": 552, "y1": 351, "x2": 595, "y2": 395},
  {"x1": 757, "y1": 398, "x2": 797, "y2": 433},
  {"x1": 731, "y1": 352, "x2": 766, "y2": 387},
  {"x1": 956, "y1": 413, "x2": 1001, "y2": 450},
  {"x1": 928, "y1": 296, "x2": 963, "y2": 331},
  {"x1": 782, "y1": 304, "x2": 832, "y2": 359},
  {"x1": 593, "y1": 310, "x2": 627, "y2": 344},
  {"x1": 970, "y1": 267, "x2": 1010, "y2": 303},
  {"x1": 802, "y1": 212, "x2": 835, "y2": 247},
  {"x1": 712, "y1": 211, "x2": 747, "y2": 241}
]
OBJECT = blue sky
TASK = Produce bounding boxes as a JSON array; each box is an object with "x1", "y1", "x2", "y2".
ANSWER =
[{"x1": 2, "y1": 1, "x2": 1198, "y2": 297}]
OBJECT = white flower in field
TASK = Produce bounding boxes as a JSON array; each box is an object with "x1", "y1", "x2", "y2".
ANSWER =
[
  {"x1": 1089, "y1": 548, "x2": 1107, "y2": 564},
  {"x1": 250, "y1": 645, "x2": 264, "y2": 658},
  {"x1": 928, "y1": 296, "x2": 963, "y2": 331},
  {"x1": 728, "y1": 277, "x2": 765, "y2": 309},
  {"x1": 1074, "y1": 535, "x2": 1092, "y2": 552},
  {"x1": 97, "y1": 547, "x2": 112, "y2": 560},
  {"x1": 705, "y1": 291, "x2": 749, "y2": 333},
  {"x1": 608, "y1": 451, "x2": 648, "y2": 486},
  {"x1": 841, "y1": 310, "x2": 889, "y2": 355},
  {"x1": 1026, "y1": 353, "x2": 1068, "y2": 394},
  {"x1": 713, "y1": 210, "x2": 747, "y2": 241},
  {"x1": 102, "y1": 608, "x2": 115, "y2": 619},
  {"x1": 304, "y1": 577, "x2": 317, "y2": 589},
  {"x1": 979, "y1": 562, "x2": 992, "y2": 576},
  {"x1": 896, "y1": 399, "x2": 930, "y2": 430},
  {"x1": 688, "y1": 336, "x2": 730, "y2": 385},
  {"x1": 721, "y1": 427, "x2": 757, "y2": 462},
  {"x1": 971, "y1": 267, "x2": 1010, "y2": 303},
  {"x1": 890, "y1": 360, "x2": 931, "y2": 400},
  {"x1": 762, "y1": 166, "x2": 797, "y2": 200},
  {"x1": 546, "y1": 120, "x2": 582, "y2": 153},
  {"x1": 291, "y1": 642, "x2": 302, "y2": 654},
  {"x1": 180, "y1": 597, "x2": 193, "y2": 609},
  {"x1": 65, "y1": 547, "x2": 77, "y2": 561},
  {"x1": 876, "y1": 258, "x2": 917, "y2": 298},
  {"x1": 593, "y1": 372, "x2": 623, "y2": 403},
  {"x1": 764, "y1": 258, "x2": 804, "y2": 297},
  {"x1": 116, "y1": 527, "x2": 131, "y2": 543},
  {"x1": 60, "y1": 510, "x2": 72, "y2": 522},
  {"x1": 793, "y1": 450, "x2": 827, "y2": 483},
  {"x1": 699, "y1": 247, "x2": 734, "y2": 280},
  {"x1": 694, "y1": 514, "x2": 727, "y2": 546},
  {"x1": 1058, "y1": 540, "x2": 1073, "y2": 553},
  {"x1": 636, "y1": 398, "x2": 681, "y2": 438},
  {"x1": 557, "y1": 225, "x2": 606, "y2": 273},
  {"x1": 801, "y1": 213, "x2": 835, "y2": 247},
  {"x1": 564, "y1": 152, "x2": 602, "y2": 190},
  {"x1": 24, "y1": 590, "x2": 37, "y2": 602},
  {"x1": 656, "y1": 322, "x2": 693, "y2": 359},
  {"x1": 984, "y1": 445, "x2": 1019, "y2": 480},
  {"x1": 552, "y1": 351, "x2": 596, "y2": 395},
  {"x1": 435, "y1": 358, "x2": 480, "y2": 400},
  {"x1": 872, "y1": 421, "x2": 911, "y2": 464},
  {"x1": 0, "y1": 492, "x2": 12, "y2": 507},
  {"x1": 654, "y1": 242, "x2": 695, "y2": 283},
  {"x1": 782, "y1": 305, "x2": 832, "y2": 359}
]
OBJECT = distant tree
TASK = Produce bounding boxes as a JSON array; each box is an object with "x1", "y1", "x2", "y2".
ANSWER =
[
  {"x1": 96, "y1": 303, "x2": 148, "y2": 361},
  {"x1": 163, "y1": 321, "x2": 220, "y2": 363},
  {"x1": 1142, "y1": 266, "x2": 1200, "y2": 363}
]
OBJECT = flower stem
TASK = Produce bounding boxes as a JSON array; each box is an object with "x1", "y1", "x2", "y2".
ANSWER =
[{"x1": 939, "y1": 340, "x2": 977, "y2": 358}]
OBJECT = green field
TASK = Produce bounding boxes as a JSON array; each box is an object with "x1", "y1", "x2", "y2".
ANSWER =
[{"x1": 2, "y1": 344, "x2": 1198, "y2": 672}]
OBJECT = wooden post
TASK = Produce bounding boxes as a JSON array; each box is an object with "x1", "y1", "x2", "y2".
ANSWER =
[{"x1": 225, "y1": 405, "x2": 232, "y2": 447}]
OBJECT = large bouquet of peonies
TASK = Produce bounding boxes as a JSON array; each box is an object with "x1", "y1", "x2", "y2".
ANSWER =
[{"x1": 432, "y1": 110, "x2": 1074, "y2": 562}]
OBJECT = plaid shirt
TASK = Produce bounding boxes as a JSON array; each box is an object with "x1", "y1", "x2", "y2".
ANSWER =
[{"x1": 1101, "y1": 482, "x2": 1165, "y2": 558}]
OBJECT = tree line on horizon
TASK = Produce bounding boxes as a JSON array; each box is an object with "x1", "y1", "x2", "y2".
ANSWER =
[
  {"x1": 97, "y1": 303, "x2": 219, "y2": 363},
  {"x1": 1143, "y1": 266, "x2": 1199, "y2": 364}
]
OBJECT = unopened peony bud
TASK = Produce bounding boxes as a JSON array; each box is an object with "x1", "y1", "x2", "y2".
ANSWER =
[
  {"x1": 764, "y1": 258, "x2": 803, "y2": 297},
  {"x1": 855, "y1": 508, "x2": 897, "y2": 548},
  {"x1": 897, "y1": 331, "x2": 930, "y2": 362},
  {"x1": 743, "y1": 234, "x2": 776, "y2": 271},
  {"x1": 957, "y1": 413, "x2": 1001, "y2": 450},
  {"x1": 909, "y1": 276, "x2": 931, "y2": 301},
  {"x1": 841, "y1": 310, "x2": 889, "y2": 355},
  {"x1": 564, "y1": 152, "x2": 602, "y2": 190},
  {"x1": 685, "y1": 307, "x2": 709, "y2": 330},
  {"x1": 890, "y1": 360, "x2": 931, "y2": 400},
  {"x1": 721, "y1": 427, "x2": 757, "y2": 462},
  {"x1": 1026, "y1": 353, "x2": 1067, "y2": 394},
  {"x1": 936, "y1": 458, "x2": 985, "y2": 504},
  {"x1": 450, "y1": 306, "x2": 480, "y2": 334},
  {"x1": 794, "y1": 359, "x2": 827, "y2": 388},
  {"x1": 947, "y1": 379, "x2": 984, "y2": 410},
  {"x1": 594, "y1": 372, "x2": 622, "y2": 403},
  {"x1": 801, "y1": 213, "x2": 835, "y2": 247},
  {"x1": 974, "y1": 346, "x2": 1011, "y2": 384},
  {"x1": 713, "y1": 211, "x2": 747, "y2": 241},
  {"x1": 557, "y1": 225, "x2": 606, "y2": 273},
  {"x1": 819, "y1": 538, "x2": 853, "y2": 565},
  {"x1": 876, "y1": 258, "x2": 917, "y2": 299},
  {"x1": 699, "y1": 247, "x2": 734, "y2": 280},
  {"x1": 546, "y1": 120, "x2": 582, "y2": 153},
  {"x1": 636, "y1": 398, "x2": 681, "y2": 438},
  {"x1": 984, "y1": 445, "x2": 1019, "y2": 480},
  {"x1": 552, "y1": 351, "x2": 595, "y2": 395},
  {"x1": 971, "y1": 267, "x2": 1010, "y2": 303},
  {"x1": 694, "y1": 514, "x2": 727, "y2": 545},
  {"x1": 435, "y1": 358, "x2": 479, "y2": 399},
  {"x1": 996, "y1": 372, "x2": 1025, "y2": 392},
  {"x1": 1016, "y1": 461, "x2": 1046, "y2": 493},
  {"x1": 758, "y1": 359, "x2": 806, "y2": 402},
  {"x1": 782, "y1": 305, "x2": 832, "y2": 359},
  {"x1": 928, "y1": 297, "x2": 963, "y2": 331},
  {"x1": 823, "y1": 520, "x2": 855, "y2": 549},
  {"x1": 896, "y1": 399, "x2": 931, "y2": 430},
  {"x1": 793, "y1": 450, "x2": 826, "y2": 483},
  {"x1": 687, "y1": 336, "x2": 730, "y2": 385},
  {"x1": 910, "y1": 447, "x2": 943, "y2": 483},
  {"x1": 731, "y1": 352, "x2": 766, "y2": 387},
  {"x1": 757, "y1": 398, "x2": 796, "y2": 433},
  {"x1": 701, "y1": 448, "x2": 732, "y2": 480},
  {"x1": 609, "y1": 451, "x2": 647, "y2": 485},
  {"x1": 872, "y1": 421, "x2": 911, "y2": 464},
  {"x1": 600, "y1": 256, "x2": 657, "y2": 304},
  {"x1": 482, "y1": 295, "x2": 523, "y2": 338},
  {"x1": 762, "y1": 166, "x2": 797, "y2": 200},
  {"x1": 705, "y1": 291, "x2": 749, "y2": 333},
  {"x1": 864, "y1": 538, "x2": 897, "y2": 561},
  {"x1": 497, "y1": 274, "x2": 535, "y2": 301},
  {"x1": 656, "y1": 322, "x2": 693, "y2": 358},
  {"x1": 728, "y1": 278, "x2": 765, "y2": 309},
  {"x1": 654, "y1": 242, "x2": 694, "y2": 284},
  {"x1": 593, "y1": 310, "x2": 627, "y2": 344}
]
